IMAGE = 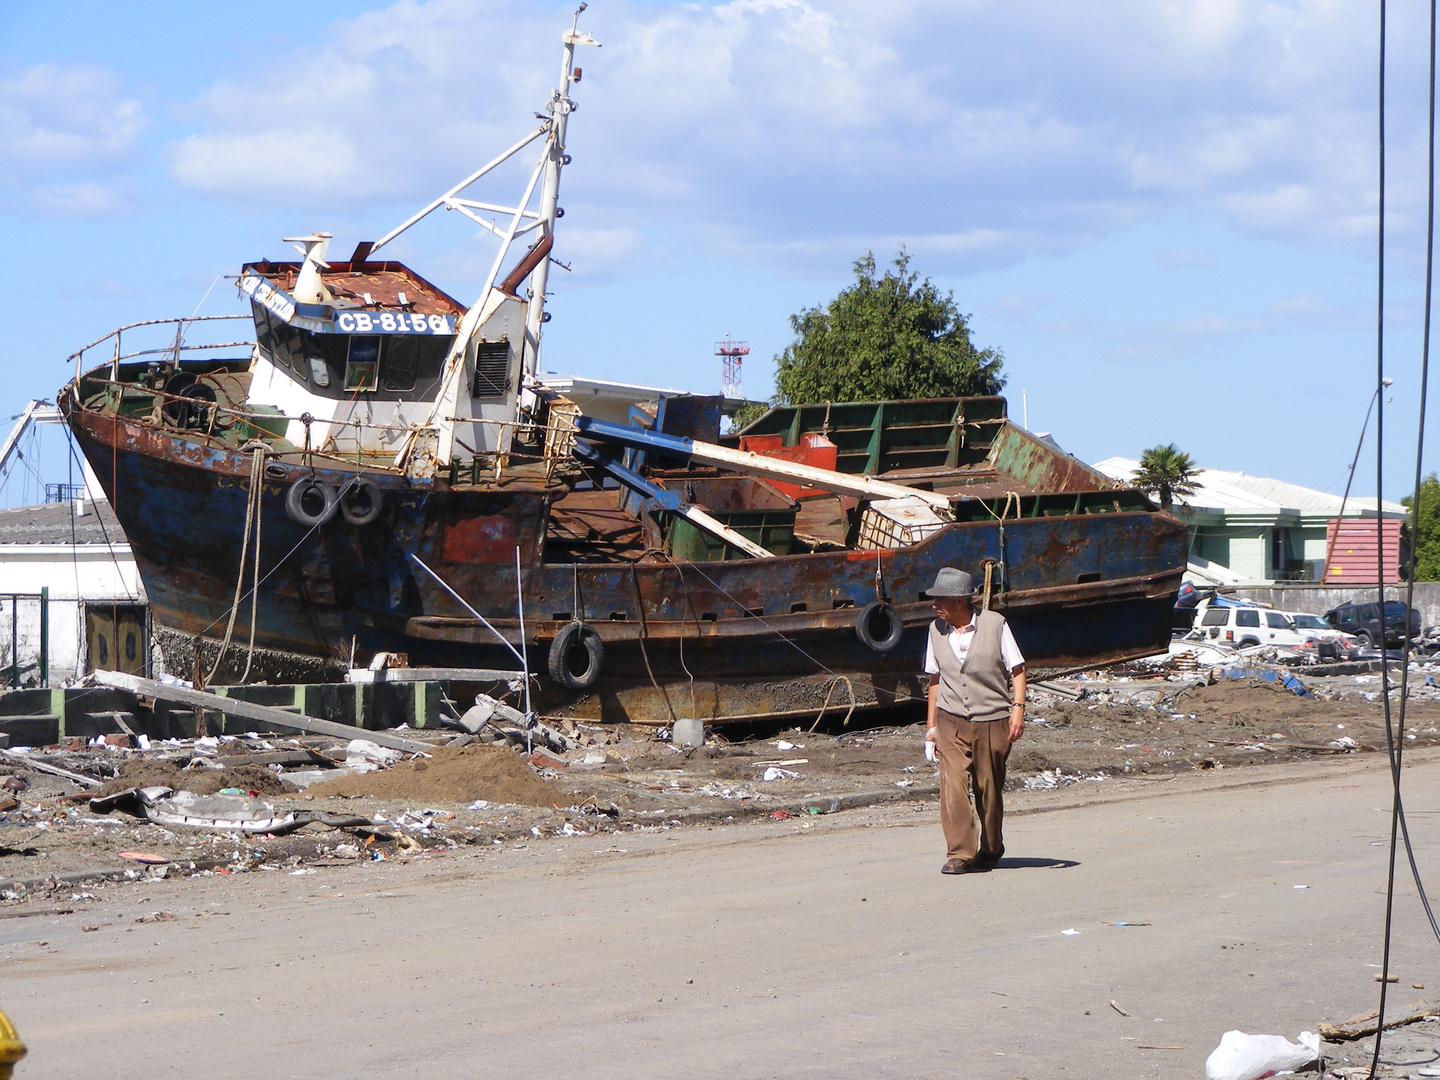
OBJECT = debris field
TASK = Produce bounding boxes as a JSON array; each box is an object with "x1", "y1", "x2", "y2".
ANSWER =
[{"x1": 0, "y1": 664, "x2": 1435, "y2": 893}]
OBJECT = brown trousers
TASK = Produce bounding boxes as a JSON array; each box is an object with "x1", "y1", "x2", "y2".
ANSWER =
[{"x1": 934, "y1": 709, "x2": 1011, "y2": 861}]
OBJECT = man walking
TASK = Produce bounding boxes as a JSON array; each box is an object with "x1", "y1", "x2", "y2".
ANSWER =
[{"x1": 922, "y1": 567, "x2": 1026, "y2": 875}]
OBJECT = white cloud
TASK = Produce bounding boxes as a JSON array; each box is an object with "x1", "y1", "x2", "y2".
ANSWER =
[
  {"x1": 30, "y1": 183, "x2": 130, "y2": 218},
  {"x1": 0, "y1": 63, "x2": 145, "y2": 218},
  {"x1": 170, "y1": 130, "x2": 361, "y2": 197},
  {"x1": 161, "y1": 0, "x2": 1409, "y2": 276}
]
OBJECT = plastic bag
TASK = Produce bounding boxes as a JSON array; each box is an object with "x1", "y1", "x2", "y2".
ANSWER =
[
  {"x1": 1205, "y1": 1030, "x2": 1319, "y2": 1080},
  {"x1": 345, "y1": 738, "x2": 402, "y2": 771}
]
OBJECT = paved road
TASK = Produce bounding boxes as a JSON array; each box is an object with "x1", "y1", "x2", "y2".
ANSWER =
[{"x1": 6, "y1": 751, "x2": 1440, "y2": 1079}]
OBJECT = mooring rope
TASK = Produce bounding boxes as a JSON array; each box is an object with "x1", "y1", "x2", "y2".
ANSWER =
[{"x1": 207, "y1": 444, "x2": 266, "y2": 683}]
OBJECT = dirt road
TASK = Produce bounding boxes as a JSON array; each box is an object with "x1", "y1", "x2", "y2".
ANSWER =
[{"x1": 4, "y1": 749, "x2": 1440, "y2": 1078}]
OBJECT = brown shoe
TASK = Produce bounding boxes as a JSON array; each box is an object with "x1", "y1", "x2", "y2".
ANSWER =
[
  {"x1": 941, "y1": 857, "x2": 979, "y2": 874},
  {"x1": 975, "y1": 845, "x2": 1005, "y2": 870}
]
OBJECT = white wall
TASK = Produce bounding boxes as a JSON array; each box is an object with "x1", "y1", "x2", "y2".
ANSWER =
[{"x1": 0, "y1": 545, "x2": 144, "y2": 681}]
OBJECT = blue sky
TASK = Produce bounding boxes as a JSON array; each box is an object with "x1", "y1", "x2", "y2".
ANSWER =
[{"x1": 0, "y1": 0, "x2": 1435, "y2": 505}]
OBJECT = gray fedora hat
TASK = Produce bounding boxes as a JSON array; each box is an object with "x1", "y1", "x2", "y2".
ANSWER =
[{"x1": 927, "y1": 567, "x2": 974, "y2": 598}]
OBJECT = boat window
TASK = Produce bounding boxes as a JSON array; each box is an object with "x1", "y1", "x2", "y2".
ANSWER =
[
  {"x1": 472, "y1": 340, "x2": 511, "y2": 398},
  {"x1": 251, "y1": 302, "x2": 302, "y2": 374},
  {"x1": 1199, "y1": 608, "x2": 1229, "y2": 626},
  {"x1": 1234, "y1": 609, "x2": 1260, "y2": 627},
  {"x1": 301, "y1": 333, "x2": 333, "y2": 388},
  {"x1": 345, "y1": 336, "x2": 380, "y2": 392},
  {"x1": 252, "y1": 302, "x2": 276, "y2": 358},
  {"x1": 382, "y1": 335, "x2": 419, "y2": 391}
]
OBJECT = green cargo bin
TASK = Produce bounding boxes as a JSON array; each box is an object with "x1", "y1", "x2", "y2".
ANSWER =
[{"x1": 654, "y1": 475, "x2": 798, "y2": 561}]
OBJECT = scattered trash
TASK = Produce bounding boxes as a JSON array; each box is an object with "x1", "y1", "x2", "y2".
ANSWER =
[
  {"x1": 1111, "y1": 999, "x2": 1132, "y2": 1016},
  {"x1": 1293, "y1": 884, "x2": 1309, "y2": 890},
  {"x1": 117, "y1": 851, "x2": 169, "y2": 865},
  {"x1": 1329, "y1": 736, "x2": 1359, "y2": 751},
  {"x1": 345, "y1": 739, "x2": 403, "y2": 772},
  {"x1": 761, "y1": 767, "x2": 799, "y2": 782},
  {"x1": 1023, "y1": 769, "x2": 1106, "y2": 790},
  {"x1": 1204, "y1": 1030, "x2": 1319, "y2": 1080},
  {"x1": 91, "y1": 787, "x2": 371, "y2": 836},
  {"x1": 1061, "y1": 928, "x2": 1081, "y2": 936}
]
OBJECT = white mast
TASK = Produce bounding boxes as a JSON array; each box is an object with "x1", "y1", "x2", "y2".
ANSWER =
[
  {"x1": 522, "y1": 5, "x2": 593, "y2": 379},
  {"x1": 378, "y1": 8, "x2": 598, "y2": 474}
]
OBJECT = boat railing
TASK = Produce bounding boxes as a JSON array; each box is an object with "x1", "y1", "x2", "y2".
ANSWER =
[
  {"x1": 67, "y1": 315, "x2": 255, "y2": 385},
  {"x1": 76, "y1": 360, "x2": 584, "y2": 481}
]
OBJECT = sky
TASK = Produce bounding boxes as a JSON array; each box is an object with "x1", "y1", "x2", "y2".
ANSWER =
[{"x1": 0, "y1": 0, "x2": 1436, "y2": 506}]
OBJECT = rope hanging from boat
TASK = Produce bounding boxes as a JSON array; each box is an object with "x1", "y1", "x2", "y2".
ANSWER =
[
  {"x1": 651, "y1": 551, "x2": 700, "y2": 721},
  {"x1": 979, "y1": 558, "x2": 998, "y2": 612},
  {"x1": 979, "y1": 491, "x2": 1020, "y2": 612},
  {"x1": 629, "y1": 559, "x2": 679, "y2": 725},
  {"x1": 807, "y1": 675, "x2": 857, "y2": 733},
  {"x1": 207, "y1": 444, "x2": 266, "y2": 684}
]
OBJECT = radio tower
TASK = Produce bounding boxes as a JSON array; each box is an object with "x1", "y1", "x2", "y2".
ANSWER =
[{"x1": 716, "y1": 333, "x2": 749, "y2": 398}]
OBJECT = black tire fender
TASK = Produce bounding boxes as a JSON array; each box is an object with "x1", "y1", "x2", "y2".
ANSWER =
[
  {"x1": 338, "y1": 477, "x2": 384, "y2": 527},
  {"x1": 856, "y1": 601, "x2": 904, "y2": 653},
  {"x1": 548, "y1": 621, "x2": 605, "y2": 692},
  {"x1": 285, "y1": 477, "x2": 339, "y2": 527}
]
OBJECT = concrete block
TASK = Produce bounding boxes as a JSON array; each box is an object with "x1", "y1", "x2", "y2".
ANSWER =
[{"x1": 673, "y1": 717, "x2": 705, "y2": 747}]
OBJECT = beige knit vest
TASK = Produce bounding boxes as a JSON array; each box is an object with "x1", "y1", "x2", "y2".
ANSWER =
[{"x1": 929, "y1": 609, "x2": 1013, "y2": 722}]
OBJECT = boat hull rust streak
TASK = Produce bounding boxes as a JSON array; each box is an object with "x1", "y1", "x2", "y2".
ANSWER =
[{"x1": 66, "y1": 405, "x2": 1186, "y2": 722}]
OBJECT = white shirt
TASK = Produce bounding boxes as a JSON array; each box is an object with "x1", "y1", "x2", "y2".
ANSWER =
[{"x1": 923, "y1": 618, "x2": 1025, "y2": 676}]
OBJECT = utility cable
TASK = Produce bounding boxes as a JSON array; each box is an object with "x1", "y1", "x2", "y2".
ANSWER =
[
  {"x1": 1370, "y1": 1, "x2": 1397, "y2": 1072},
  {"x1": 1372, "y1": 0, "x2": 1440, "y2": 1068},
  {"x1": 1397, "y1": 0, "x2": 1440, "y2": 959}
]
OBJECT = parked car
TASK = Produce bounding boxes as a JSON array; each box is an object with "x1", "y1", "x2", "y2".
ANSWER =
[
  {"x1": 1324, "y1": 601, "x2": 1422, "y2": 648},
  {"x1": 1193, "y1": 602, "x2": 1315, "y2": 648}
]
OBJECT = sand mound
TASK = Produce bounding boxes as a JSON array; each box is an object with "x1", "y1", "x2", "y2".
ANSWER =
[
  {"x1": 95, "y1": 760, "x2": 296, "y2": 797},
  {"x1": 306, "y1": 743, "x2": 564, "y2": 806},
  {"x1": 1173, "y1": 679, "x2": 1314, "y2": 721}
]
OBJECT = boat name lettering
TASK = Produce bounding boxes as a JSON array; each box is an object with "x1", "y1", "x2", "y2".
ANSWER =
[
  {"x1": 239, "y1": 274, "x2": 296, "y2": 322},
  {"x1": 334, "y1": 311, "x2": 454, "y2": 335}
]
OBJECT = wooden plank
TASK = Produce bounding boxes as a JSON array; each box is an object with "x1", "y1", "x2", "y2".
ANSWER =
[
  {"x1": 89, "y1": 671, "x2": 436, "y2": 754},
  {"x1": 1318, "y1": 1000, "x2": 1440, "y2": 1041},
  {"x1": 0, "y1": 749, "x2": 100, "y2": 788},
  {"x1": 348, "y1": 667, "x2": 526, "y2": 686}
]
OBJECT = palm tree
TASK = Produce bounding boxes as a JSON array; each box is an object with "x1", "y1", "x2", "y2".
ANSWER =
[{"x1": 1132, "y1": 444, "x2": 1200, "y2": 512}]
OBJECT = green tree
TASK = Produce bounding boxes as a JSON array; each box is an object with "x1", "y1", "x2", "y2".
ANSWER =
[
  {"x1": 1132, "y1": 443, "x2": 1200, "y2": 512},
  {"x1": 1402, "y1": 472, "x2": 1440, "y2": 580},
  {"x1": 771, "y1": 249, "x2": 1005, "y2": 406}
]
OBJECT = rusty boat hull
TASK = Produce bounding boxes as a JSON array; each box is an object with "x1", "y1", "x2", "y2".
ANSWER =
[{"x1": 63, "y1": 387, "x2": 1186, "y2": 725}]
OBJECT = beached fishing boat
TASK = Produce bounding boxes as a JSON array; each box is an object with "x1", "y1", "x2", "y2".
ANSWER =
[{"x1": 58, "y1": 14, "x2": 1187, "y2": 723}]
